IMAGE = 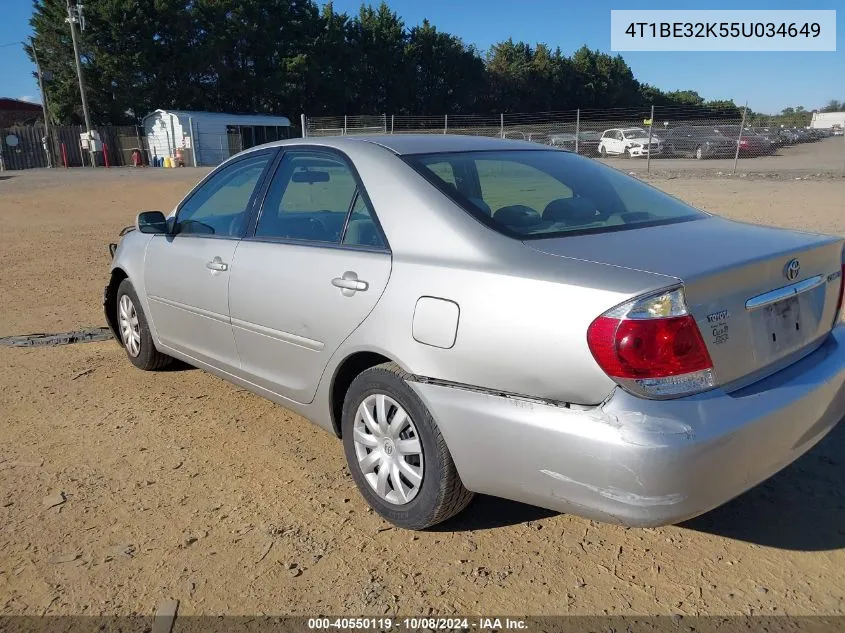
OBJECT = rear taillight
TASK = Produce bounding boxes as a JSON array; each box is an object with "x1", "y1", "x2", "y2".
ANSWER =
[{"x1": 587, "y1": 287, "x2": 715, "y2": 399}]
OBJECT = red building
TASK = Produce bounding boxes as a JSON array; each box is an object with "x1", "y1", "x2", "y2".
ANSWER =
[{"x1": 0, "y1": 98, "x2": 43, "y2": 127}]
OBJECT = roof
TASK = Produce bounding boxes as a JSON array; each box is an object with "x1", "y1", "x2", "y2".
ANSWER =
[
  {"x1": 307, "y1": 134, "x2": 548, "y2": 155},
  {"x1": 142, "y1": 109, "x2": 291, "y2": 126},
  {"x1": 0, "y1": 98, "x2": 42, "y2": 112}
]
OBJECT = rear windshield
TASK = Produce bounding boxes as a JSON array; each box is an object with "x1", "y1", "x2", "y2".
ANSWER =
[{"x1": 405, "y1": 150, "x2": 706, "y2": 239}]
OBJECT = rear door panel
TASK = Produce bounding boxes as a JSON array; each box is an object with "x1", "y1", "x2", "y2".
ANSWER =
[
  {"x1": 229, "y1": 243, "x2": 391, "y2": 403},
  {"x1": 228, "y1": 147, "x2": 392, "y2": 404}
]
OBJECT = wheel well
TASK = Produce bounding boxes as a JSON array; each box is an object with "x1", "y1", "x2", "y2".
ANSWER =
[
  {"x1": 104, "y1": 268, "x2": 128, "y2": 339},
  {"x1": 330, "y1": 351, "x2": 392, "y2": 437}
]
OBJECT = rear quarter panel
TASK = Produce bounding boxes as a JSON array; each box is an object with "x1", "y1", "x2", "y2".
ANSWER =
[{"x1": 335, "y1": 250, "x2": 677, "y2": 406}]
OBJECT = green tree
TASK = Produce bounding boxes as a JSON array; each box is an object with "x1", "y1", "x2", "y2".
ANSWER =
[
  {"x1": 345, "y1": 2, "x2": 406, "y2": 113},
  {"x1": 821, "y1": 99, "x2": 843, "y2": 113},
  {"x1": 404, "y1": 19, "x2": 485, "y2": 114}
]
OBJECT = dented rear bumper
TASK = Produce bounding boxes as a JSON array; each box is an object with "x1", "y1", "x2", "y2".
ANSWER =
[{"x1": 409, "y1": 326, "x2": 845, "y2": 526}]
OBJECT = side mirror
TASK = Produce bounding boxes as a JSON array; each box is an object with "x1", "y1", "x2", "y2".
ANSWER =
[{"x1": 136, "y1": 211, "x2": 168, "y2": 234}]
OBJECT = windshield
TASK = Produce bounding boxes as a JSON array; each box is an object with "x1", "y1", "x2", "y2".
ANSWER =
[
  {"x1": 405, "y1": 150, "x2": 706, "y2": 239},
  {"x1": 622, "y1": 128, "x2": 649, "y2": 138}
]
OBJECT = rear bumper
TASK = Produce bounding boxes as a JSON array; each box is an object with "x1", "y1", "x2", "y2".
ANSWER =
[{"x1": 411, "y1": 327, "x2": 845, "y2": 526}]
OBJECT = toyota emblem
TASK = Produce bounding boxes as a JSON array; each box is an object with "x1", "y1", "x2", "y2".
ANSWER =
[{"x1": 785, "y1": 259, "x2": 800, "y2": 281}]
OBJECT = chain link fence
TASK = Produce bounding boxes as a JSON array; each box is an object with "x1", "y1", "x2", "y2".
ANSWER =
[
  {"x1": 3, "y1": 108, "x2": 839, "y2": 173},
  {"x1": 304, "y1": 107, "x2": 844, "y2": 174}
]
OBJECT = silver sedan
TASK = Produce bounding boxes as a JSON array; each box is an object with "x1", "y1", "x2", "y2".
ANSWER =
[{"x1": 104, "y1": 135, "x2": 845, "y2": 530}]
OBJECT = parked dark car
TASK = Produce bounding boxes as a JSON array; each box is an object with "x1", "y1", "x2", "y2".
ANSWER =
[
  {"x1": 575, "y1": 130, "x2": 603, "y2": 156},
  {"x1": 662, "y1": 126, "x2": 737, "y2": 159},
  {"x1": 807, "y1": 128, "x2": 830, "y2": 140},
  {"x1": 548, "y1": 133, "x2": 577, "y2": 151},
  {"x1": 777, "y1": 128, "x2": 800, "y2": 144},
  {"x1": 712, "y1": 125, "x2": 774, "y2": 157},
  {"x1": 788, "y1": 128, "x2": 813, "y2": 143},
  {"x1": 549, "y1": 130, "x2": 602, "y2": 156},
  {"x1": 748, "y1": 128, "x2": 784, "y2": 148}
]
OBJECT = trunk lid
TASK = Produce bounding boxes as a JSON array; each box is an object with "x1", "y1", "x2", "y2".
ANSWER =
[{"x1": 526, "y1": 216, "x2": 843, "y2": 389}]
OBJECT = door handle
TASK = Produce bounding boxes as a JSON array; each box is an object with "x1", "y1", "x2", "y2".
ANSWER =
[
  {"x1": 206, "y1": 257, "x2": 229, "y2": 272},
  {"x1": 332, "y1": 271, "x2": 368, "y2": 295}
]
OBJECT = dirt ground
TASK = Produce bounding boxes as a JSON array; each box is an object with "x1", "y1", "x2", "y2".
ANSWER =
[{"x1": 1, "y1": 161, "x2": 844, "y2": 618}]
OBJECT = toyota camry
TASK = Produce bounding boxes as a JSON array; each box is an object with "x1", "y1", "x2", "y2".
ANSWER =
[{"x1": 104, "y1": 135, "x2": 845, "y2": 530}]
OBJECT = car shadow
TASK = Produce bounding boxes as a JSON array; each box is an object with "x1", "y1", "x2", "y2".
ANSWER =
[
  {"x1": 0, "y1": 175, "x2": 14, "y2": 181},
  {"x1": 432, "y1": 495, "x2": 558, "y2": 532},
  {"x1": 681, "y1": 419, "x2": 845, "y2": 551},
  {"x1": 159, "y1": 358, "x2": 196, "y2": 372}
]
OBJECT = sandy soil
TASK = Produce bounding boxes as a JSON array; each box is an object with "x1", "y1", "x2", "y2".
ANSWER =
[{"x1": 1, "y1": 162, "x2": 844, "y2": 618}]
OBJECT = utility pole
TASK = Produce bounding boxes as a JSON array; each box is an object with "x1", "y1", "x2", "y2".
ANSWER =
[
  {"x1": 66, "y1": 0, "x2": 95, "y2": 166},
  {"x1": 30, "y1": 39, "x2": 53, "y2": 168}
]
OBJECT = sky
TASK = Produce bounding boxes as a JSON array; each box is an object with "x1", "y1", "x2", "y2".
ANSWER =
[{"x1": 0, "y1": 0, "x2": 841, "y2": 114}]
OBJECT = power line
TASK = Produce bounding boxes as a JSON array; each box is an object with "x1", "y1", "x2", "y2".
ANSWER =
[{"x1": 0, "y1": 41, "x2": 24, "y2": 48}]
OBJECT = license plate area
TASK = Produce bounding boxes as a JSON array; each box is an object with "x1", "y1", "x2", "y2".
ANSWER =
[{"x1": 761, "y1": 295, "x2": 803, "y2": 353}]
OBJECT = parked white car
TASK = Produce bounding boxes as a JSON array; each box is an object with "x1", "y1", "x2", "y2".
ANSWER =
[{"x1": 599, "y1": 127, "x2": 663, "y2": 158}]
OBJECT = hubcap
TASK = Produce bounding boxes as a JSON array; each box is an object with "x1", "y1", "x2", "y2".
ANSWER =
[
  {"x1": 353, "y1": 394, "x2": 424, "y2": 505},
  {"x1": 118, "y1": 294, "x2": 141, "y2": 358}
]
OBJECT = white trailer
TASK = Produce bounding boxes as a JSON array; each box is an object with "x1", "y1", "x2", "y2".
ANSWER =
[
  {"x1": 142, "y1": 109, "x2": 292, "y2": 166},
  {"x1": 810, "y1": 111, "x2": 845, "y2": 130}
]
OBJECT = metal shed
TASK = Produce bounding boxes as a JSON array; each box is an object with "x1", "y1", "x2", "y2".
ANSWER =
[
  {"x1": 810, "y1": 111, "x2": 845, "y2": 130},
  {"x1": 142, "y1": 109, "x2": 292, "y2": 166}
]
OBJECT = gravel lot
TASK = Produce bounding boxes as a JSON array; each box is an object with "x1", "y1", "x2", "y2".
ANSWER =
[{"x1": 1, "y1": 147, "x2": 844, "y2": 617}]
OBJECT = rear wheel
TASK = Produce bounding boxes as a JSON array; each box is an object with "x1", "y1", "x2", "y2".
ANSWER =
[
  {"x1": 116, "y1": 279, "x2": 172, "y2": 371},
  {"x1": 341, "y1": 362, "x2": 473, "y2": 530}
]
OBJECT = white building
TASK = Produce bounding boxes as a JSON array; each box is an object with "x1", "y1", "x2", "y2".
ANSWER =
[
  {"x1": 810, "y1": 111, "x2": 845, "y2": 130},
  {"x1": 142, "y1": 109, "x2": 293, "y2": 166}
]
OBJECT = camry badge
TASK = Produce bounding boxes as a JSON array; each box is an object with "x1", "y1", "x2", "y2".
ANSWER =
[{"x1": 785, "y1": 259, "x2": 800, "y2": 281}]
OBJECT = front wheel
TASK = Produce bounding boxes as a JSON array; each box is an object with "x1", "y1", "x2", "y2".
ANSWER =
[
  {"x1": 116, "y1": 279, "x2": 172, "y2": 371},
  {"x1": 341, "y1": 363, "x2": 474, "y2": 530},
  {"x1": 599, "y1": 146, "x2": 607, "y2": 158}
]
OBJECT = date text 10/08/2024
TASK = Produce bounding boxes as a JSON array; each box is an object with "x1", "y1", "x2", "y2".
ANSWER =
[{"x1": 307, "y1": 618, "x2": 529, "y2": 630}]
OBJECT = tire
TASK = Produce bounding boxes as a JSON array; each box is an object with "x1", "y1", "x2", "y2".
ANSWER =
[
  {"x1": 625, "y1": 148, "x2": 633, "y2": 159},
  {"x1": 341, "y1": 362, "x2": 474, "y2": 530},
  {"x1": 695, "y1": 146, "x2": 704, "y2": 160},
  {"x1": 599, "y1": 146, "x2": 607, "y2": 158},
  {"x1": 115, "y1": 279, "x2": 172, "y2": 371}
]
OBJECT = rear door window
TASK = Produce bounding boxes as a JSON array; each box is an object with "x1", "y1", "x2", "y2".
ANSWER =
[
  {"x1": 407, "y1": 150, "x2": 705, "y2": 239},
  {"x1": 255, "y1": 151, "x2": 357, "y2": 243}
]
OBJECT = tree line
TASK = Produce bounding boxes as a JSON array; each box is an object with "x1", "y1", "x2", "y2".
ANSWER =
[{"x1": 25, "y1": 0, "x2": 843, "y2": 126}]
